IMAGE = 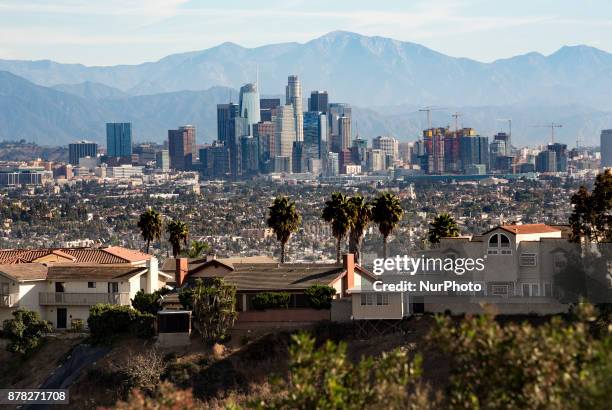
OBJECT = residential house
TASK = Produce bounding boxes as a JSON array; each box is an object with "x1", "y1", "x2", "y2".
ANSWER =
[{"x1": 0, "y1": 247, "x2": 169, "y2": 329}]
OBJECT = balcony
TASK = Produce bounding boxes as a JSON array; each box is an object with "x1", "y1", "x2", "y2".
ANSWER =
[{"x1": 39, "y1": 292, "x2": 130, "y2": 306}]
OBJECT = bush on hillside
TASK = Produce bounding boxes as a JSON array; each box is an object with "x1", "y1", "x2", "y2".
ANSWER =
[
  {"x1": 88, "y1": 304, "x2": 155, "y2": 342},
  {"x1": 252, "y1": 292, "x2": 290, "y2": 310},
  {"x1": 305, "y1": 285, "x2": 336, "y2": 309},
  {"x1": 2, "y1": 309, "x2": 52, "y2": 355},
  {"x1": 131, "y1": 288, "x2": 172, "y2": 315}
]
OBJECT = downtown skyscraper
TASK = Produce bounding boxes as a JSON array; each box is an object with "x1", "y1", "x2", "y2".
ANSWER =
[
  {"x1": 286, "y1": 75, "x2": 304, "y2": 142},
  {"x1": 168, "y1": 125, "x2": 196, "y2": 171},
  {"x1": 239, "y1": 83, "x2": 261, "y2": 133},
  {"x1": 106, "y1": 123, "x2": 132, "y2": 158}
]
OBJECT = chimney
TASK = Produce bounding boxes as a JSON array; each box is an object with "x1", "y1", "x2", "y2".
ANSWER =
[
  {"x1": 175, "y1": 258, "x2": 189, "y2": 287},
  {"x1": 342, "y1": 253, "x2": 355, "y2": 296}
]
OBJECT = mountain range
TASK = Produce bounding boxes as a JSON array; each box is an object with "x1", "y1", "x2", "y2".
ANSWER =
[{"x1": 1, "y1": 31, "x2": 612, "y2": 146}]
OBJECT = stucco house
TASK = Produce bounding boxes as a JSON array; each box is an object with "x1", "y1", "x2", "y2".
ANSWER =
[{"x1": 0, "y1": 247, "x2": 169, "y2": 328}]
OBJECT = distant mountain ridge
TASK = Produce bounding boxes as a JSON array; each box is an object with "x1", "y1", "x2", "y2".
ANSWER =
[{"x1": 1, "y1": 31, "x2": 612, "y2": 109}]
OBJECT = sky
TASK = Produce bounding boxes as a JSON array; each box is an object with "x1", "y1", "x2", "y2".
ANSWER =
[{"x1": 0, "y1": 0, "x2": 611, "y2": 66}]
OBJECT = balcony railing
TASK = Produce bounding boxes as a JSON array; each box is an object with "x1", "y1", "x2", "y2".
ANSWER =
[{"x1": 39, "y1": 292, "x2": 130, "y2": 306}]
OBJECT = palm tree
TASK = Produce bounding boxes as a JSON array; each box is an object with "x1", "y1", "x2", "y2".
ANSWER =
[
  {"x1": 428, "y1": 213, "x2": 460, "y2": 244},
  {"x1": 267, "y1": 196, "x2": 301, "y2": 263},
  {"x1": 322, "y1": 192, "x2": 353, "y2": 264},
  {"x1": 182, "y1": 240, "x2": 210, "y2": 258},
  {"x1": 371, "y1": 192, "x2": 404, "y2": 258},
  {"x1": 348, "y1": 195, "x2": 372, "y2": 265},
  {"x1": 167, "y1": 220, "x2": 189, "y2": 258},
  {"x1": 137, "y1": 208, "x2": 163, "y2": 253}
]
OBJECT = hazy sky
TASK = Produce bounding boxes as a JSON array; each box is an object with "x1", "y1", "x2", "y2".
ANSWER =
[{"x1": 0, "y1": 0, "x2": 610, "y2": 66}]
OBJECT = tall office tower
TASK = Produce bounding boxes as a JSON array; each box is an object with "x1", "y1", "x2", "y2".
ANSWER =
[
  {"x1": 239, "y1": 83, "x2": 261, "y2": 133},
  {"x1": 286, "y1": 75, "x2": 304, "y2": 142},
  {"x1": 303, "y1": 111, "x2": 328, "y2": 157},
  {"x1": 292, "y1": 141, "x2": 306, "y2": 173},
  {"x1": 328, "y1": 103, "x2": 352, "y2": 139},
  {"x1": 459, "y1": 134, "x2": 489, "y2": 173},
  {"x1": 602, "y1": 130, "x2": 612, "y2": 168},
  {"x1": 535, "y1": 150, "x2": 557, "y2": 173},
  {"x1": 338, "y1": 149, "x2": 353, "y2": 174},
  {"x1": 134, "y1": 143, "x2": 156, "y2": 165},
  {"x1": 494, "y1": 132, "x2": 511, "y2": 156},
  {"x1": 351, "y1": 138, "x2": 368, "y2": 166},
  {"x1": 200, "y1": 142, "x2": 230, "y2": 179},
  {"x1": 69, "y1": 141, "x2": 98, "y2": 165},
  {"x1": 217, "y1": 103, "x2": 239, "y2": 142},
  {"x1": 398, "y1": 142, "x2": 412, "y2": 164},
  {"x1": 489, "y1": 140, "x2": 506, "y2": 170},
  {"x1": 241, "y1": 135, "x2": 260, "y2": 176},
  {"x1": 547, "y1": 143, "x2": 568, "y2": 172},
  {"x1": 326, "y1": 152, "x2": 339, "y2": 176},
  {"x1": 259, "y1": 98, "x2": 281, "y2": 122},
  {"x1": 229, "y1": 117, "x2": 249, "y2": 178},
  {"x1": 367, "y1": 149, "x2": 385, "y2": 172},
  {"x1": 372, "y1": 136, "x2": 399, "y2": 162},
  {"x1": 338, "y1": 116, "x2": 352, "y2": 151},
  {"x1": 106, "y1": 123, "x2": 132, "y2": 157},
  {"x1": 253, "y1": 121, "x2": 275, "y2": 165},
  {"x1": 308, "y1": 91, "x2": 329, "y2": 113},
  {"x1": 156, "y1": 150, "x2": 169, "y2": 171},
  {"x1": 274, "y1": 104, "x2": 297, "y2": 167},
  {"x1": 168, "y1": 125, "x2": 196, "y2": 171}
]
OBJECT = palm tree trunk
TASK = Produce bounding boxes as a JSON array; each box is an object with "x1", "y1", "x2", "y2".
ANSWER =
[
  {"x1": 146, "y1": 239, "x2": 150, "y2": 254},
  {"x1": 280, "y1": 241, "x2": 285, "y2": 263},
  {"x1": 383, "y1": 236, "x2": 388, "y2": 259},
  {"x1": 336, "y1": 237, "x2": 341, "y2": 264}
]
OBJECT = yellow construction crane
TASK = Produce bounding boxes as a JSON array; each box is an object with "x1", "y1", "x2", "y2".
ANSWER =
[
  {"x1": 534, "y1": 123, "x2": 563, "y2": 144},
  {"x1": 418, "y1": 106, "x2": 447, "y2": 129}
]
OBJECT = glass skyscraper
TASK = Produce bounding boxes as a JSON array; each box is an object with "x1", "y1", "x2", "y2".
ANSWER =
[
  {"x1": 239, "y1": 83, "x2": 261, "y2": 134},
  {"x1": 106, "y1": 123, "x2": 132, "y2": 157}
]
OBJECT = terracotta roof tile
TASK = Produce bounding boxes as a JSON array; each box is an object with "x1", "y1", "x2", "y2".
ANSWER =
[
  {"x1": 0, "y1": 247, "x2": 151, "y2": 265},
  {"x1": 499, "y1": 224, "x2": 561, "y2": 235}
]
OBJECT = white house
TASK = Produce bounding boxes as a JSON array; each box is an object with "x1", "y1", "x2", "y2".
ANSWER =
[{"x1": 0, "y1": 247, "x2": 170, "y2": 329}]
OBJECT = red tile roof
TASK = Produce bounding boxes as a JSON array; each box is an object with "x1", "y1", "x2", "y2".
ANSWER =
[
  {"x1": 0, "y1": 247, "x2": 151, "y2": 265},
  {"x1": 499, "y1": 224, "x2": 561, "y2": 235}
]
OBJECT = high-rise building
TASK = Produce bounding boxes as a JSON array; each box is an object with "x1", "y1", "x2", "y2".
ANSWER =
[
  {"x1": 422, "y1": 128, "x2": 446, "y2": 174},
  {"x1": 69, "y1": 141, "x2": 98, "y2": 166},
  {"x1": 372, "y1": 136, "x2": 399, "y2": 162},
  {"x1": 601, "y1": 130, "x2": 612, "y2": 168},
  {"x1": 494, "y1": 132, "x2": 511, "y2": 156},
  {"x1": 367, "y1": 149, "x2": 385, "y2": 172},
  {"x1": 217, "y1": 103, "x2": 239, "y2": 143},
  {"x1": 260, "y1": 98, "x2": 281, "y2": 122},
  {"x1": 459, "y1": 135, "x2": 489, "y2": 173},
  {"x1": 303, "y1": 111, "x2": 328, "y2": 158},
  {"x1": 241, "y1": 135, "x2": 260, "y2": 176},
  {"x1": 547, "y1": 143, "x2": 568, "y2": 172},
  {"x1": 254, "y1": 121, "x2": 275, "y2": 165},
  {"x1": 292, "y1": 141, "x2": 306, "y2": 173},
  {"x1": 274, "y1": 104, "x2": 297, "y2": 167},
  {"x1": 338, "y1": 116, "x2": 352, "y2": 151},
  {"x1": 308, "y1": 91, "x2": 328, "y2": 113},
  {"x1": 536, "y1": 150, "x2": 557, "y2": 173},
  {"x1": 200, "y1": 142, "x2": 230, "y2": 179},
  {"x1": 286, "y1": 75, "x2": 304, "y2": 142},
  {"x1": 229, "y1": 117, "x2": 249, "y2": 178},
  {"x1": 351, "y1": 138, "x2": 368, "y2": 166},
  {"x1": 328, "y1": 103, "x2": 352, "y2": 138},
  {"x1": 326, "y1": 152, "x2": 339, "y2": 176},
  {"x1": 239, "y1": 83, "x2": 261, "y2": 133},
  {"x1": 156, "y1": 150, "x2": 170, "y2": 171},
  {"x1": 168, "y1": 125, "x2": 196, "y2": 171},
  {"x1": 106, "y1": 123, "x2": 132, "y2": 158}
]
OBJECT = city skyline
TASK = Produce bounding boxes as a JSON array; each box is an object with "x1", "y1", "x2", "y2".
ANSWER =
[{"x1": 0, "y1": 0, "x2": 611, "y2": 66}]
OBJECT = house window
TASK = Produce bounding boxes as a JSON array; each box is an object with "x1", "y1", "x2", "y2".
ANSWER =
[
  {"x1": 522, "y1": 283, "x2": 540, "y2": 297},
  {"x1": 376, "y1": 293, "x2": 389, "y2": 305},
  {"x1": 543, "y1": 283, "x2": 552, "y2": 297},
  {"x1": 360, "y1": 293, "x2": 374, "y2": 306},
  {"x1": 88, "y1": 282, "x2": 96, "y2": 289},
  {"x1": 519, "y1": 253, "x2": 537, "y2": 267},
  {"x1": 488, "y1": 233, "x2": 512, "y2": 255},
  {"x1": 108, "y1": 282, "x2": 119, "y2": 293}
]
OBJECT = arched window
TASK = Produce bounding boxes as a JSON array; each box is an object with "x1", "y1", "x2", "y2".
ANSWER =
[{"x1": 488, "y1": 233, "x2": 512, "y2": 255}]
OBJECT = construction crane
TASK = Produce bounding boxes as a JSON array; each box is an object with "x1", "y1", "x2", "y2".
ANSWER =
[
  {"x1": 418, "y1": 106, "x2": 447, "y2": 129},
  {"x1": 496, "y1": 118, "x2": 512, "y2": 138},
  {"x1": 534, "y1": 123, "x2": 563, "y2": 144}
]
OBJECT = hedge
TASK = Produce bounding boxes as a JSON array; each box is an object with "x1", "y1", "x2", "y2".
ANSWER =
[
  {"x1": 252, "y1": 292, "x2": 291, "y2": 310},
  {"x1": 88, "y1": 304, "x2": 155, "y2": 342},
  {"x1": 305, "y1": 285, "x2": 336, "y2": 309}
]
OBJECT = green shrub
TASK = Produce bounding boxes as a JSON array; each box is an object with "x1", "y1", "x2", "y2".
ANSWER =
[
  {"x1": 252, "y1": 292, "x2": 290, "y2": 310},
  {"x1": 2, "y1": 309, "x2": 52, "y2": 355},
  {"x1": 179, "y1": 287, "x2": 194, "y2": 310},
  {"x1": 131, "y1": 290, "x2": 161, "y2": 315},
  {"x1": 305, "y1": 285, "x2": 336, "y2": 309},
  {"x1": 88, "y1": 304, "x2": 155, "y2": 342}
]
